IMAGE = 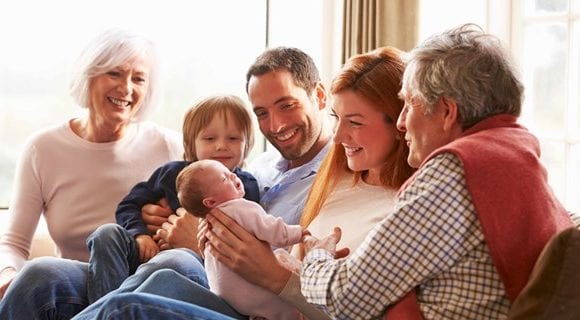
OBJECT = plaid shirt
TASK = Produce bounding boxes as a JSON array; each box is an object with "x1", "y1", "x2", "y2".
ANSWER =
[{"x1": 301, "y1": 153, "x2": 511, "y2": 319}]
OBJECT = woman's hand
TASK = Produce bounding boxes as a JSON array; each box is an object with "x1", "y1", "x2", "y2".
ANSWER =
[
  {"x1": 0, "y1": 267, "x2": 17, "y2": 300},
  {"x1": 141, "y1": 198, "x2": 173, "y2": 234},
  {"x1": 156, "y1": 207, "x2": 200, "y2": 254},
  {"x1": 206, "y1": 209, "x2": 291, "y2": 294},
  {"x1": 197, "y1": 218, "x2": 209, "y2": 259}
]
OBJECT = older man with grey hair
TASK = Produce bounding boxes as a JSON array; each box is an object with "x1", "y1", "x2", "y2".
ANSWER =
[{"x1": 301, "y1": 23, "x2": 573, "y2": 319}]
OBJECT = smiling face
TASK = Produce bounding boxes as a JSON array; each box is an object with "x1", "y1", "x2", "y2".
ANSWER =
[
  {"x1": 248, "y1": 70, "x2": 326, "y2": 169},
  {"x1": 88, "y1": 55, "x2": 150, "y2": 129},
  {"x1": 332, "y1": 90, "x2": 398, "y2": 184},
  {"x1": 194, "y1": 111, "x2": 246, "y2": 171},
  {"x1": 396, "y1": 98, "x2": 453, "y2": 168}
]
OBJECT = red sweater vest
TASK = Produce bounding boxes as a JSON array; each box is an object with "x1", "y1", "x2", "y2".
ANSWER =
[{"x1": 385, "y1": 114, "x2": 572, "y2": 319}]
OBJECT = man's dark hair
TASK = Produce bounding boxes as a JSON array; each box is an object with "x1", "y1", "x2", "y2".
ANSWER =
[{"x1": 245, "y1": 47, "x2": 320, "y2": 95}]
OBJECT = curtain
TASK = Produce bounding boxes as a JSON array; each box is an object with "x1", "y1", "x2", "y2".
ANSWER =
[{"x1": 342, "y1": 0, "x2": 419, "y2": 63}]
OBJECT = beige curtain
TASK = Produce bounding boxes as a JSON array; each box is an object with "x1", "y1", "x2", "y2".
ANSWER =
[{"x1": 342, "y1": 0, "x2": 418, "y2": 63}]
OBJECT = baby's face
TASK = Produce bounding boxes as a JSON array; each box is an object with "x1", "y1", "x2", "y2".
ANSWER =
[{"x1": 205, "y1": 160, "x2": 245, "y2": 204}]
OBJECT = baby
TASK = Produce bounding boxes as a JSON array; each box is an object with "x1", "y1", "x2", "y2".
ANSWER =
[{"x1": 177, "y1": 159, "x2": 308, "y2": 320}]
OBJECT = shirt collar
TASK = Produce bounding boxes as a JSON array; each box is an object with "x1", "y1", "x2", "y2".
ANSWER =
[{"x1": 273, "y1": 139, "x2": 332, "y2": 179}]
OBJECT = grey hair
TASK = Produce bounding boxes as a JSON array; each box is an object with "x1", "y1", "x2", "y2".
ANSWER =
[
  {"x1": 401, "y1": 23, "x2": 524, "y2": 129},
  {"x1": 69, "y1": 28, "x2": 159, "y2": 121}
]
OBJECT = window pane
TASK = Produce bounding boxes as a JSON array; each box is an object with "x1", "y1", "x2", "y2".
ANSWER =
[
  {"x1": 524, "y1": 0, "x2": 569, "y2": 16},
  {"x1": 418, "y1": 0, "x2": 486, "y2": 42},
  {"x1": 269, "y1": 0, "x2": 323, "y2": 63},
  {"x1": 539, "y1": 140, "x2": 566, "y2": 202},
  {"x1": 572, "y1": 21, "x2": 580, "y2": 135},
  {"x1": 522, "y1": 23, "x2": 568, "y2": 134},
  {"x1": 573, "y1": 0, "x2": 580, "y2": 13},
  {"x1": 0, "y1": 0, "x2": 267, "y2": 207}
]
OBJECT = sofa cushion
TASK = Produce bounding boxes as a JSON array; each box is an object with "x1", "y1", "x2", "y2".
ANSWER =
[{"x1": 507, "y1": 227, "x2": 580, "y2": 320}]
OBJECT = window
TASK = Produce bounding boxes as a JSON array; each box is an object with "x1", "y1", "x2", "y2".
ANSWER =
[
  {"x1": 512, "y1": 0, "x2": 580, "y2": 212},
  {"x1": 5, "y1": 0, "x2": 574, "y2": 213},
  {"x1": 418, "y1": 0, "x2": 488, "y2": 41},
  {"x1": 0, "y1": 0, "x2": 265, "y2": 207},
  {"x1": 0, "y1": 0, "x2": 339, "y2": 208}
]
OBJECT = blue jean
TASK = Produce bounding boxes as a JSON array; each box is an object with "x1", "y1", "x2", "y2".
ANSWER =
[
  {"x1": 0, "y1": 257, "x2": 89, "y2": 320},
  {"x1": 74, "y1": 269, "x2": 247, "y2": 319},
  {"x1": 0, "y1": 236, "x2": 207, "y2": 319},
  {"x1": 87, "y1": 223, "x2": 141, "y2": 303},
  {"x1": 81, "y1": 292, "x2": 237, "y2": 320}
]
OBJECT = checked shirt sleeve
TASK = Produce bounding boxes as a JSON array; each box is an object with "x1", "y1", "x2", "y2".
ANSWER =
[{"x1": 300, "y1": 153, "x2": 485, "y2": 319}]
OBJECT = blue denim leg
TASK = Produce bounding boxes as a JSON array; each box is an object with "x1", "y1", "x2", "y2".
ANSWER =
[
  {"x1": 87, "y1": 223, "x2": 140, "y2": 304},
  {"x1": 135, "y1": 269, "x2": 247, "y2": 319},
  {"x1": 0, "y1": 257, "x2": 89, "y2": 320},
  {"x1": 73, "y1": 248, "x2": 208, "y2": 320},
  {"x1": 90, "y1": 292, "x2": 236, "y2": 320},
  {"x1": 119, "y1": 247, "x2": 208, "y2": 291}
]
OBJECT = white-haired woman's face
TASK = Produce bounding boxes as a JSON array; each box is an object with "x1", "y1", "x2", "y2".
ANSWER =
[{"x1": 88, "y1": 55, "x2": 150, "y2": 129}]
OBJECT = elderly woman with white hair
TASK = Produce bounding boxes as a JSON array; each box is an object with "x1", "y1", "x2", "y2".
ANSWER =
[{"x1": 0, "y1": 29, "x2": 186, "y2": 317}]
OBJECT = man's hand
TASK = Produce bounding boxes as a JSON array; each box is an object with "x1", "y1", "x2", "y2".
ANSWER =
[
  {"x1": 274, "y1": 248, "x2": 302, "y2": 274},
  {"x1": 156, "y1": 207, "x2": 200, "y2": 254},
  {"x1": 303, "y1": 227, "x2": 350, "y2": 259}
]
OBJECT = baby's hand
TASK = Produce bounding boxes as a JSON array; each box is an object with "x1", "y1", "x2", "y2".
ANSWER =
[
  {"x1": 301, "y1": 228, "x2": 311, "y2": 240},
  {"x1": 136, "y1": 234, "x2": 160, "y2": 263}
]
